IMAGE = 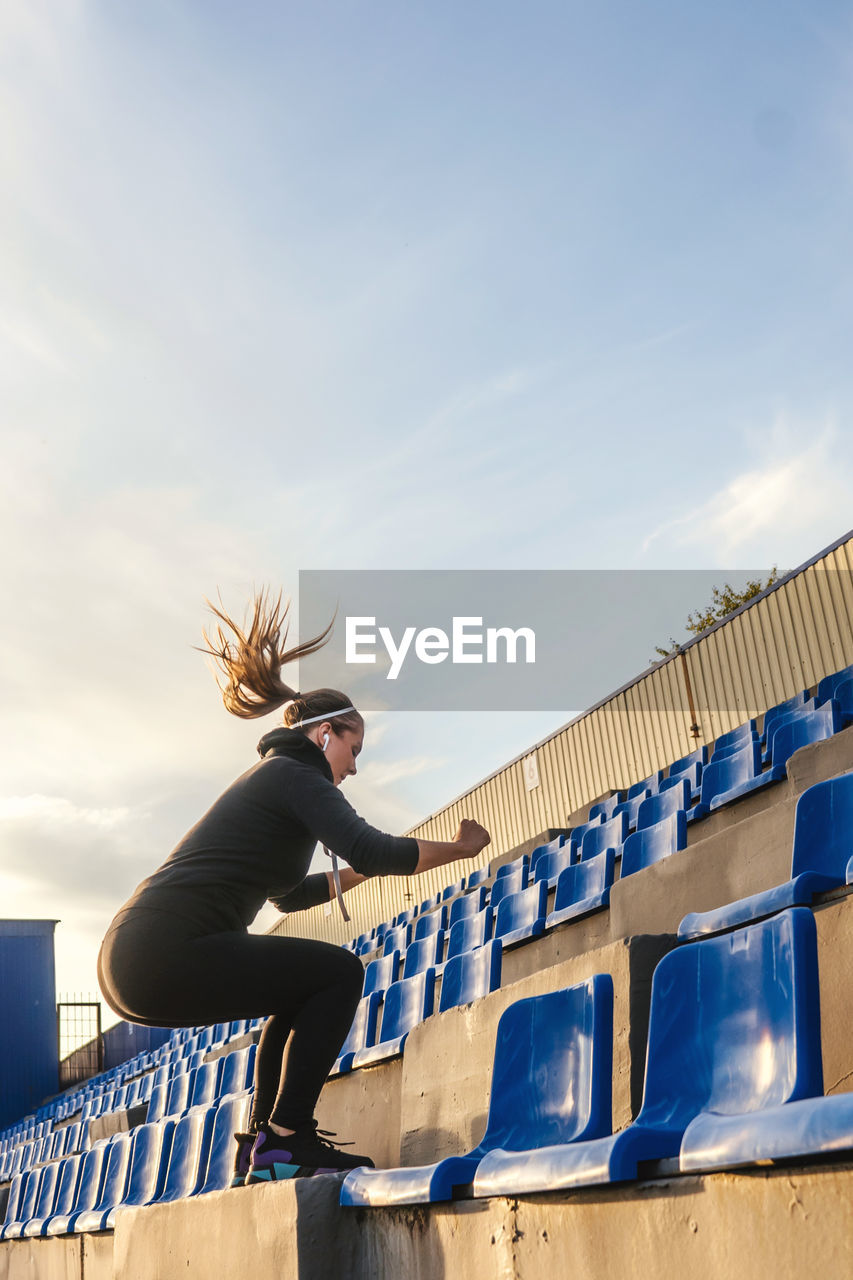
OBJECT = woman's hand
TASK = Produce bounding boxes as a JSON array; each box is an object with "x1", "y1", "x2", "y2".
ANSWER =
[{"x1": 453, "y1": 818, "x2": 491, "y2": 857}]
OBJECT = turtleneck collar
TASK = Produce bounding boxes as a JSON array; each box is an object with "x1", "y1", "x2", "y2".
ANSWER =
[{"x1": 256, "y1": 727, "x2": 334, "y2": 784}]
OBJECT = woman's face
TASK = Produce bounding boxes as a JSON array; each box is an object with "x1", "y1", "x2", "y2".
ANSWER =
[{"x1": 318, "y1": 724, "x2": 363, "y2": 786}]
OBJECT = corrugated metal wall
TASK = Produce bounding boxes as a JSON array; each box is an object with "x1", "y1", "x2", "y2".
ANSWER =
[{"x1": 271, "y1": 533, "x2": 853, "y2": 945}]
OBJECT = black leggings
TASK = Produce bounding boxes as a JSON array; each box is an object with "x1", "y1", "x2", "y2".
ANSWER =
[{"x1": 97, "y1": 907, "x2": 364, "y2": 1130}]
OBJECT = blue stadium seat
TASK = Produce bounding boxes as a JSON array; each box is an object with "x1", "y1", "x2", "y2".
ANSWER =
[
  {"x1": 546, "y1": 851, "x2": 615, "y2": 929},
  {"x1": 358, "y1": 937, "x2": 382, "y2": 959},
  {"x1": 162, "y1": 1072, "x2": 192, "y2": 1119},
  {"x1": 713, "y1": 719, "x2": 757, "y2": 753},
  {"x1": 711, "y1": 732, "x2": 760, "y2": 761},
  {"x1": 44, "y1": 1146, "x2": 111, "y2": 1233},
  {"x1": 580, "y1": 812, "x2": 629, "y2": 861},
  {"x1": 186, "y1": 1062, "x2": 222, "y2": 1112},
  {"x1": 678, "y1": 771, "x2": 853, "y2": 939},
  {"x1": 2, "y1": 1168, "x2": 44, "y2": 1239},
  {"x1": 473, "y1": 912, "x2": 828, "y2": 1194},
  {"x1": 403, "y1": 932, "x2": 445, "y2": 977},
  {"x1": 689, "y1": 740, "x2": 762, "y2": 820},
  {"x1": 447, "y1": 887, "x2": 488, "y2": 929},
  {"x1": 835, "y1": 677, "x2": 853, "y2": 725},
  {"x1": 445, "y1": 909, "x2": 494, "y2": 962},
  {"x1": 24, "y1": 1153, "x2": 84, "y2": 1237},
  {"x1": 363, "y1": 950, "x2": 401, "y2": 997},
  {"x1": 330, "y1": 993, "x2": 382, "y2": 1075},
  {"x1": 489, "y1": 864, "x2": 529, "y2": 910},
  {"x1": 636, "y1": 779, "x2": 691, "y2": 831},
  {"x1": 588, "y1": 794, "x2": 623, "y2": 822},
  {"x1": 438, "y1": 941, "x2": 502, "y2": 1013},
  {"x1": 660, "y1": 763, "x2": 701, "y2": 800},
  {"x1": 419, "y1": 893, "x2": 442, "y2": 914},
  {"x1": 341, "y1": 976, "x2": 613, "y2": 1206},
  {"x1": 762, "y1": 697, "x2": 819, "y2": 762},
  {"x1": 78, "y1": 1121, "x2": 174, "y2": 1231},
  {"x1": 413, "y1": 906, "x2": 448, "y2": 940},
  {"x1": 196, "y1": 1092, "x2": 252, "y2": 1195},
  {"x1": 12, "y1": 1163, "x2": 60, "y2": 1239},
  {"x1": 442, "y1": 878, "x2": 466, "y2": 902},
  {"x1": 151, "y1": 1110, "x2": 215, "y2": 1204},
  {"x1": 382, "y1": 923, "x2": 412, "y2": 956},
  {"x1": 528, "y1": 834, "x2": 567, "y2": 872},
  {"x1": 492, "y1": 882, "x2": 548, "y2": 948},
  {"x1": 394, "y1": 907, "x2": 418, "y2": 928},
  {"x1": 626, "y1": 771, "x2": 663, "y2": 799},
  {"x1": 351, "y1": 971, "x2": 436, "y2": 1068},
  {"x1": 817, "y1": 661, "x2": 853, "y2": 703},
  {"x1": 761, "y1": 691, "x2": 810, "y2": 744},
  {"x1": 218, "y1": 1045, "x2": 256, "y2": 1098},
  {"x1": 71, "y1": 1134, "x2": 133, "y2": 1233},
  {"x1": 466, "y1": 865, "x2": 491, "y2": 888},
  {"x1": 621, "y1": 811, "x2": 688, "y2": 878},
  {"x1": 612, "y1": 790, "x2": 651, "y2": 832},
  {"x1": 567, "y1": 816, "x2": 603, "y2": 858},
  {"x1": 533, "y1": 846, "x2": 575, "y2": 890},
  {"x1": 668, "y1": 745, "x2": 709, "y2": 775}
]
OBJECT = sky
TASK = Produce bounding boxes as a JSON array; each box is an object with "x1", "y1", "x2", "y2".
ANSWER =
[{"x1": 2, "y1": 0, "x2": 853, "y2": 1034}]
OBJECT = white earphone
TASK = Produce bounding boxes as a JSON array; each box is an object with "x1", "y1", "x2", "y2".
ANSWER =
[{"x1": 321, "y1": 732, "x2": 330, "y2": 751}]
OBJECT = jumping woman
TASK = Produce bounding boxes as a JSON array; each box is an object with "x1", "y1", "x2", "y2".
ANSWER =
[{"x1": 97, "y1": 590, "x2": 490, "y2": 1184}]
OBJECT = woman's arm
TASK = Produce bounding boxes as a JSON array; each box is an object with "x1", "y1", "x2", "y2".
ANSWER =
[{"x1": 323, "y1": 818, "x2": 491, "y2": 901}]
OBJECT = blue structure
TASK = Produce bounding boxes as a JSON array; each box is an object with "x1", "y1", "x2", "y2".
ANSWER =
[{"x1": 0, "y1": 921, "x2": 59, "y2": 1129}]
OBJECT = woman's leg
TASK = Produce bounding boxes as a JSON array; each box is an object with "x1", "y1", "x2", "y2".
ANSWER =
[{"x1": 99, "y1": 912, "x2": 364, "y2": 1130}]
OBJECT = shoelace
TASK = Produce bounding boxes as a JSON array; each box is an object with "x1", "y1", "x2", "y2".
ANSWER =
[{"x1": 301, "y1": 1122, "x2": 354, "y2": 1150}]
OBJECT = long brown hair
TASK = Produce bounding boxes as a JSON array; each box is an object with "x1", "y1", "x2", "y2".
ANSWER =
[{"x1": 198, "y1": 588, "x2": 362, "y2": 734}]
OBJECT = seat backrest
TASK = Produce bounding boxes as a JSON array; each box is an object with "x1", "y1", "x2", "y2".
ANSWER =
[
  {"x1": 477, "y1": 976, "x2": 614, "y2": 1154},
  {"x1": 338, "y1": 993, "x2": 382, "y2": 1062},
  {"x1": 490, "y1": 866, "x2": 528, "y2": 909},
  {"x1": 403, "y1": 931, "x2": 445, "y2": 978},
  {"x1": 439, "y1": 940, "x2": 502, "y2": 1013},
  {"x1": 552, "y1": 849, "x2": 615, "y2": 911},
  {"x1": 196, "y1": 1093, "x2": 252, "y2": 1195},
  {"x1": 363, "y1": 950, "x2": 401, "y2": 997},
  {"x1": 2, "y1": 1171, "x2": 27, "y2": 1229},
  {"x1": 153, "y1": 1109, "x2": 214, "y2": 1202},
  {"x1": 711, "y1": 732, "x2": 759, "y2": 762},
  {"x1": 529, "y1": 834, "x2": 567, "y2": 871},
  {"x1": 699, "y1": 741, "x2": 761, "y2": 806},
  {"x1": 660, "y1": 763, "x2": 701, "y2": 795},
  {"x1": 714, "y1": 719, "x2": 757, "y2": 753},
  {"x1": 91, "y1": 1133, "x2": 133, "y2": 1214},
  {"x1": 65, "y1": 1144, "x2": 109, "y2": 1216},
  {"x1": 635, "y1": 908, "x2": 822, "y2": 1136},
  {"x1": 493, "y1": 882, "x2": 548, "y2": 943},
  {"x1": 414, "y1": 906, "x2": 448, "y2": 941},
  {"x1": 612, "y1": 790, "x2": 651, "y2": 831},
  {"x1": 49, "y1": 1152, "x2": 84, "y2": 1219},
  {"x1": 163, "y1": 1071, "x2": 192, "y2": 1119},
  {"x1": 762, "y1": 691, "x2": 809, "y2": 740},
  {"x1": 466, "y1": 865, "x2": 491, "y2": 889},
  {"x1": 533, "y1": 846, "x2": 574, "y2": 887},
  {"x1": 394, "y1": 907, "x2": 417, "y2": 928},
  {"x1": 817, "y1": 661, "x2": 853, "y2": 704},
  {"x1": 494, "y1": 854, "x2": 529, "y2": 881},
  {"x1": 448, "y1": 886, "x2": 487, "y2": 928},
  {"x1": 442, "y1": 878, "x2": 466, "y2": 901},
  {"x1": 580, "y1": 811, "x2": 629, "y2": 861},
  {"x1": 567, "y1": 816, "x2": 603, "y2": 857},
  {"x1": 835, "y1": 677, "x2": 853, "y2": 719},
  {"x1": 637, "y1": 779, "x2": 691, "y2": 831},
  {"x1": 377, "y1": 971, "x2": 435, "y2": 1043},
  {"x1": 11, "y1": 1166, "x2": 43, "y2": 1226},
  {"x1": 446, "y1": 908, "x2": 494, "y2": 961},
  {"x1": 621, "y1": 811, "x2": 687, "y2": 878},
  {"x1": 120, "y1": 1120, "x2": 174, "y2": 1207},
  {"x1": 588, "y1": 794, "x2": 623, "y2": 822},
  {"x1": 669, "y1": 746, "x2": 709, "y2": 775},
  {"x1": 188, "y1": 1060, "x2": 222, "y2": 1111},
  {"x1": 221, "y1": 1045, "x2": 256, "y2": 1099},
  {"x1": 627, "y1": 771, "x2": 662, "y2": 799},
  {"x1": 382, "y1": 923, "x2": 412, "y2": 956},
  {"x1": 769, "y1": 700, "x2": 840, "y2": 768},
  {"x1": 790, "y1": 771, "x2": 853, "y2": 879},
  {"x1": 30, "y1": 1160, "x2": 61, "y2": 1222}
]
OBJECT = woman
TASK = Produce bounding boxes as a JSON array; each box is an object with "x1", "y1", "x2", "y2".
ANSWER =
[{"x1": 97, "y1": 590, "x2": 490, "y2": 1184}]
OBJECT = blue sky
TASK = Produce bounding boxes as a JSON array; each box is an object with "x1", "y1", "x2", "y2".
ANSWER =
[{"x1": 2, "y1": 0, "x2": 852, "y2": 1027}]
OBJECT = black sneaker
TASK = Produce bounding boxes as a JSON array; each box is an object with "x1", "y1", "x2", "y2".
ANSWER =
[
  {"x1": 231, "y1": 1130, "x2": 257, "y2": 1188},
  {"x1": 244, "y1": 1121, "x2": 375, "y2": 1183}
]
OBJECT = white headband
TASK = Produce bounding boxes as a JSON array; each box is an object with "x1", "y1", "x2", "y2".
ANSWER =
[{"x1": 295, "y1": 707, "x2": 356, "y2": 727}]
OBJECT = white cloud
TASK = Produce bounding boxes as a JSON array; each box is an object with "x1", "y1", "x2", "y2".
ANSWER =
[{"x1": 642, "y1": 421, "x2": 852, "y2": 562}]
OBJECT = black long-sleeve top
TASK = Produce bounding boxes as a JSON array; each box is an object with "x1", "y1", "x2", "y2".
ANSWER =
[{"x1": 119, "y1": 728, "x2": 420, "y2": 933}]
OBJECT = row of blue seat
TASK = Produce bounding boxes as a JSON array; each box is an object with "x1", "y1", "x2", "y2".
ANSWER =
[
  {"x1": 340, "y1": 903, "x2": 853, "y2": 1206},
  {"x1": 1, "y1": 1091, "x2": 252, "y2": 1237}
]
